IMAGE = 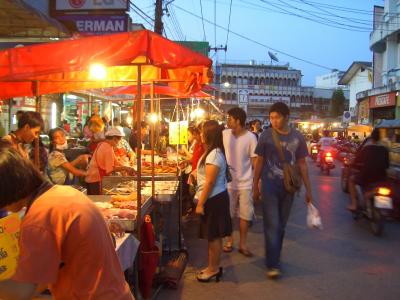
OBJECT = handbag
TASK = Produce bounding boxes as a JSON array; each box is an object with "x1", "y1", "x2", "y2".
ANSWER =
[{"x1": 271, "y1": 129, "x2": 302, "y2": 194}]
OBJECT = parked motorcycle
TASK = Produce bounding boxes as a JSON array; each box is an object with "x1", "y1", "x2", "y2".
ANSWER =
[
  {"x1": 320, "y1": 151, "x2": 335, "y2": 175},
  {"x1": 352, "y1": 184, "x2": 394, "y2": 236}
]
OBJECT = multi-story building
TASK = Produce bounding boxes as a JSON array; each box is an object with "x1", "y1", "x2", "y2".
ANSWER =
[
  {"x1": 215, "y1": 62, "x2": 349, "y2": 121},
  {"x1": 315, "y1": 70, "x2": 347, "y2": 90},
  {"x1": 357, "y1": 3, "x2": 400, "y2": 125}
]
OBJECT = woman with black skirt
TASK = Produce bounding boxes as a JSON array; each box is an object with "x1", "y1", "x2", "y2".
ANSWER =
[{"x1": 195, "y1": 120, "x2": 232, "y2": 282}]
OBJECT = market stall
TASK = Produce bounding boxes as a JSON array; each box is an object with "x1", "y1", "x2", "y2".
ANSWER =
[{"x1": 0, "y1": 29, "x2": 212, "y2": 297}]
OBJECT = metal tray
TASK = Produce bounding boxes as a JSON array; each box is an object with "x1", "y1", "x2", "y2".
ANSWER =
[{"x1": 88, "y1": 195, "x2": 153, "y2": 232}]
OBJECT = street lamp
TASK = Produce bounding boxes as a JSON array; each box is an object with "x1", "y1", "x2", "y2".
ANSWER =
[{"x1": 89, "y1": 63, "x2": 107, "y2": 80}]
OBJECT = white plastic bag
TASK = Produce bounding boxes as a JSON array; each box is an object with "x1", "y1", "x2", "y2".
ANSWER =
[{"x1": 307, "y1": 203, "x2": 323, "y2": 230}]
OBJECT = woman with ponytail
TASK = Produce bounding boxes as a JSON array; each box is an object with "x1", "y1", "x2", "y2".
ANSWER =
[{"x1": 195, "y1": 120, "x2": 232, "y2": 283}]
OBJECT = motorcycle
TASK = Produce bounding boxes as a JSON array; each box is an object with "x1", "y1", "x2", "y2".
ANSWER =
[
  {"x1": 310, "y1": 144, "x2": 319, "y2": 162},
  {"x1": 352, "y1": 184, "x2": 393, "y2": 236},
  {"x1": 320, "y1": 151, "x2": 335, "y2": 175}
]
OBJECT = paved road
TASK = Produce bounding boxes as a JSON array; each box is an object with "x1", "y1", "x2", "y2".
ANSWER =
[{"x1": 158, "y1": 160, "x2": 400, "y2": 300}]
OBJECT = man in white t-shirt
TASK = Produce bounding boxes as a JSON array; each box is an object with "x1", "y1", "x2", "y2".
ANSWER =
[{"x1": 223, "y1": 107, "x2": 258, "y2": 257}]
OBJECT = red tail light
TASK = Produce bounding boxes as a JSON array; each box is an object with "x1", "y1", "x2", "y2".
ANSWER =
[
  {"x1": 377, "y1": 187, "x2": 391, "y2": 196},
  {"x1": 325, "y1": 152, "x2": 332, "y2": 157}
]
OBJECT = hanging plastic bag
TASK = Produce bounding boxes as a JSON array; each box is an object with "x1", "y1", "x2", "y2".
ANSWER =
[{"x1": 307, "y1": 203, "x2": 323, "y2": 230}]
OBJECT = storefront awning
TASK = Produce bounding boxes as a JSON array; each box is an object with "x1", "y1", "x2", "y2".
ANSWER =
[
  {"x1": 0, "y1": 29, "x2": 212, "y2": 99},
  {"x1": 0, "y1": 0, "x2": 69, "y2": 39},
  {"x1": 347, "y1": 124, "x2": 373, "y2": 133}
]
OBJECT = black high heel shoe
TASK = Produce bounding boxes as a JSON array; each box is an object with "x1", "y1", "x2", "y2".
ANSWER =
[{"x1": 196, "y1": 267, "x2": 223, "y2": 282}]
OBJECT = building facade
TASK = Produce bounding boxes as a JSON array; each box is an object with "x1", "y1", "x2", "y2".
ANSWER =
[
  {"x1": 215, "y1": 62, "x2": 349, "y2": 121},
  {"x1": 338, "y1": 62, "x2": 372, "y2": 109},
  {"x1": 357, "y1": 2, "x2": 400, "y2": 125},
  {"x1": 315, "y1": 70, "x2": 347, "y2": 90}
]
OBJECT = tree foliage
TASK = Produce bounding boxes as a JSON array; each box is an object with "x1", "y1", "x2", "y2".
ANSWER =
[{"x1": 330, "y1": 88, "x2": 346, "y2": 117}]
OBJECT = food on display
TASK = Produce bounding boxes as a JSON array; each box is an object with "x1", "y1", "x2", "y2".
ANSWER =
[
  {"x1": 111, "y1": 192, "x2": 138, "y2": 203},
  {"x1": 141, "y1": 165, "x2": 178, "y2": 174}
]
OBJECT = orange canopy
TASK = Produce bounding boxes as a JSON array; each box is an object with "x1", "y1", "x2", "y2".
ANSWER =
[
  {"x1": 105, "y1": 84, "x2": 212, "y2": 99},
  {"x1": 0, "y1": 30, "x2": 212, "y2": 99}
]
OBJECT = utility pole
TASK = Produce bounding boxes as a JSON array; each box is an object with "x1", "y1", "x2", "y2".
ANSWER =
[
  {"x1": 154, "y1": 0, "x2": 163, "y2": 35},
  {"x1": 209, "y1": 45, "x2": 227, "y2": 53}
]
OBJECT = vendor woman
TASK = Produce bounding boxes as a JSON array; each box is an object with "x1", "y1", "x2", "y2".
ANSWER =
[
  {"x1": 46, "y1": 128, "x2": 90, "y2": 185},
  {"x1": 85, "y1": 128, "x2": 136, "y2": 195},
  {"x1": 0, "y1": 142, "x2": 134, "y2": 300}
]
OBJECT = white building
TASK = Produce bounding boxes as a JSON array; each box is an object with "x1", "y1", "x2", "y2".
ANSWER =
[
  {"x1": 357, "y1": 2, "x2": 400, "y2": 124},
  {"x1": 214, "y1": 62, "x2": 350, "y2": 121},
  {"x1": 215, "y1": 62, "x2": 314, "y2": 120},
  {"x1": 315, "y1": 70, "x2": 348, "y2": 89},
  {"x1": 338, "y1": 62, "x2": 372, "y2": 109}
]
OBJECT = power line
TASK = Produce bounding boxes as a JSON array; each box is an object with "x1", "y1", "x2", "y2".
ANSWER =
[
  {"x1": 129, "y1": 3, "x2": 154, "y2": 28},
  {"x1": 173, "y1": 4, "x2": 334, "y2": 70},
  {"x1": 258, "y1": 0, "x2": 370, "y2": 32},
  {"x1": 274, "y1": 0, "x2": 371, "y2": 31},
  {"x1": 225, "y1": 0, "x2": 233, "y2": 47},
  {"x1": 199, "y1": 0, "x2": 207, "y2": 41},
  {"x1": 165, "y1": 3, "x2": 185, "y2": 40},
  {"x1": 169, "y1": 5, "x2": 185, "y2": 40},
  {"x1": 214, "y1": 0, "x2": 217, "y2": 47},
  {"x1": 130, "y1": 1, "x2": 155, "y2": 22}
]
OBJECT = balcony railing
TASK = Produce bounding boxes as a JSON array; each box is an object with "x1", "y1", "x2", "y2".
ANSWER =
[{"x1": 370, "y1": 14, "x2": 400, "y2": 50}]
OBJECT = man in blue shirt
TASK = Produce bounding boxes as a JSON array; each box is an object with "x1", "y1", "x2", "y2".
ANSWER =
[{"x1": 253, "y1": 102, "x2": 314, "y2": 279}]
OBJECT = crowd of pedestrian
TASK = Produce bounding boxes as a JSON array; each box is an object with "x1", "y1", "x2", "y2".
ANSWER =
[{"x1": 0, "y1": 101, "x2": 315, "y2": 299}]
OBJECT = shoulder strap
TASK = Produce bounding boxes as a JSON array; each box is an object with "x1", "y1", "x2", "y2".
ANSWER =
[{"x1": 271, "y1": 129, "x2": 286, "y2": 164}]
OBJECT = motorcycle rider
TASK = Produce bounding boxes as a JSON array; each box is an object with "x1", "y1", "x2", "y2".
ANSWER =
[
  {"x1": 347, "y1": 128, "x2": 389, "y2": 211},
  {"x1": 317, "y1": 130, "x2": 336, "y2": 165}
]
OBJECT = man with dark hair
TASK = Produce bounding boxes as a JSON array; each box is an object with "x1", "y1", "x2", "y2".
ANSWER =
[
  {"x1": 226, "y1": 107, "x2": 246, "y2": 127},
  {"x1": 129, "y1": 121, "x2": 151, "y2": 154},
  {"x1": 0, "y1": 144, "x2": 134, "y2": 299},
  {"x1": 2, "y1": 111, "x2": 43, "y2": 159},
  {"x1": 253, "y1": 102, "x2": 313, "y2": 279},
  {"x1": 223, "y1": 107, "x2": 258, "y2": 256},
  {"x1": 347, "y1": 128, "x2": 389, "y2": 211}
]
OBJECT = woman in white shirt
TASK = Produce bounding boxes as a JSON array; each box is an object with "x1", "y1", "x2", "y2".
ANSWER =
[{"x1": 195, "y1": 120, "x2": 232, "y2": 283}]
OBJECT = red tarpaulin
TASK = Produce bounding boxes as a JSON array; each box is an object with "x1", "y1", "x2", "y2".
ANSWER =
[
  {"x1": 105, "y1": 84, "x2": 212, "y2": 99},
  {"x1": 0, "y1": 29, "x2": 212, "y2": 99}
]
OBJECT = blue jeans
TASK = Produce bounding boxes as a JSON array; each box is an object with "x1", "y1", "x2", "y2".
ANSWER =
[{"x1": 261, "y1": 186, "x2": 294, "y2": 269}]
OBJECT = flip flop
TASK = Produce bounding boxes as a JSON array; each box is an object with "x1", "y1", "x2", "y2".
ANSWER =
[
  {"x1": 223, "y1": 244, "x2": 233, "y2": 253},
  {"x1": 238, "y1": 248, "x2": 254, "y2": 257}
]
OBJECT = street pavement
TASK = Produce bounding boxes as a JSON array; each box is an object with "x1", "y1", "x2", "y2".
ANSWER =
[{"x1": 158, "y1": 159, "x2": 400, "y2": 300}]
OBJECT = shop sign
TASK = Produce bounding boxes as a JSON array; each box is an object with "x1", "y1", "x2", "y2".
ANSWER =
[
  {"x1": 24, "y1": 97, "x2": 36, "y2": 106},
  {"x1": 0, "y1": 214, "x2": 21, "y2": 281},
  {"x1": 369, "y1": 92, "x2": 396, "y2": 108},
  {"x1": 238, "y1": 89, "x2": 249, "y2": 105},
  {"x1": 57, "y1": 15, "x2": 128, "y2": 35},
  {"x1": 169, "y1": 121, "x2": 188, "y2": 145},
  {"x1": 54, "y1": 0, "x2": 128, "y2": 12},
  {"x1": 358, "y1": 99, "x2": 369, "y2": 120}
]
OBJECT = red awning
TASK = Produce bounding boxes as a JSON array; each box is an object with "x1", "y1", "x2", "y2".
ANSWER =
[
  {"x1": 0, "y1": 30, "x2": 212, "y2": 99},
  {"x1": 106, "y1": 84, "x2": 212, "y2": 99}
]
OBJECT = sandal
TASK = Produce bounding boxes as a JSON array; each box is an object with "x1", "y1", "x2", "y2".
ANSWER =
[
  {"x1": 223, "y1": 244, "x2": 233, "y2": 253},
  {"x1": 238, "y1": 248, "x2": 254, "y2": 257}
]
